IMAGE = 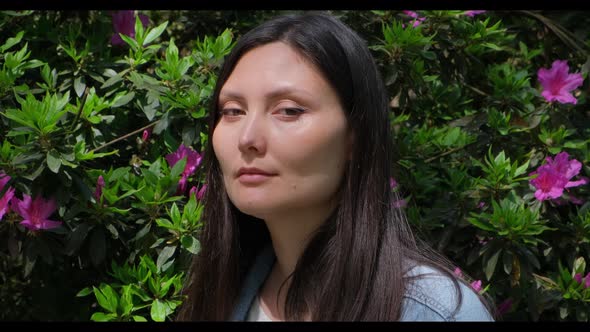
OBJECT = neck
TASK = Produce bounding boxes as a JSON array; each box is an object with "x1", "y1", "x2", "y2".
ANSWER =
[
  {"x1": 264, "y1": 203, "x2": 333, "y2": 279},
  {"x1": 258, "y1": 202, "x2": 335, "y2": 320}
]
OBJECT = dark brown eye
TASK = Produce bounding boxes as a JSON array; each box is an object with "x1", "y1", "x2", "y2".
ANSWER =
[{"x1": 277, "y1": 108, "x2": 305, "y2": 116}]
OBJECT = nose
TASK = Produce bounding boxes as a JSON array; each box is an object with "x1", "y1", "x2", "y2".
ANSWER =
[{"x1": 237, "y1": 111, "x2": 267, "y2": 156}]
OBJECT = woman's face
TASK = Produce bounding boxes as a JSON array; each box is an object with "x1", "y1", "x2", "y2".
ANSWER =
[{"x1": 213, "y1": 42, "x2": 351, "y2": 220}]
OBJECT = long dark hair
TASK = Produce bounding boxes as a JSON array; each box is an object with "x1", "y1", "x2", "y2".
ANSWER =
[{"x1": 177, "y1": 11, "x2": 493, "y2": 321}]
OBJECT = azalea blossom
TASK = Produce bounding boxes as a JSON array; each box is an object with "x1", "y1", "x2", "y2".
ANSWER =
[
  {"x1": 530, "y1": 152, "x2": 588, "y2": 201},
  {"x1": 93, "y1": 175, "x2": 105, "y2": 203},
  {"x1": 11, "y1": 194, "x2": 62, "y2": 231},
  {"x1": 537, "y1": 60, "x2": 584, "y2": 104},
  {"x1": 389, "y1": 177, "x2": 407, "y2": 208},
  {"x1": 453, "y1": 267, "x2": 484, "y2": 292},
  {"x1": 401, "y1": 10, "x2": 426, "y2": 28},
  {"x1": 470, "y1": 280, "x2": 483, "y2": 292},
  {"x1": 142, "y1": 129, "x2": 151, "y2": 142},
  {"x1": 464, "y1": 10, "x2": 486, "y2": 17},
  {"x1": 111, "y1": 10, "x2": 150, "y2": 46},
  {"x1": 0, "y1": 172, "x2": 15, "y2": 221},
  {"x1": 166, "y1": 144, "x2": 203, "y2": 194},
  {"x1": 189, "y1": 184, "x2": 207, "y2": 201}
]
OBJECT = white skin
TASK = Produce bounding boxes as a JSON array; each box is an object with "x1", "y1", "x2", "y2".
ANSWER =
[{"x1": 212, "y1": 42, "x2": 352, "y2": 320}]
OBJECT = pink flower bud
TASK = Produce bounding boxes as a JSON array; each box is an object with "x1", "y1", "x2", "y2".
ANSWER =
[
  {"x1": 471, "y1": 280, "x2": 483, "y2": 292},
  {"x1": 142, "y1": 129, "x2": 151, "y2": 142}
]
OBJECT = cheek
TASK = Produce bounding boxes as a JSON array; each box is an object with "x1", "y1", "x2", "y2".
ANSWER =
[
  {"x1": 212, "y1": 126, "x2": 233, "y2": 173},
  {"x1": 281, "y1": 118, "x2": 349, "y2": 188}
]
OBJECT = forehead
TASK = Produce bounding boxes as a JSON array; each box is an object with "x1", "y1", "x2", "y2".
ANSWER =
[{"x1": 220, "y1": 42, "x2": 331, "y2": 97}]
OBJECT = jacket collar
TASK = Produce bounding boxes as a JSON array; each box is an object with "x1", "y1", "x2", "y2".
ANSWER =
[{"x1": 230, "y1": 243, "x2": 276, "y2": 321}]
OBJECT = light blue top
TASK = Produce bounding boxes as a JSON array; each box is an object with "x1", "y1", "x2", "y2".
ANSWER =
[{"x1": 230, "y1": 244, "x2": 495, "y2": 321}]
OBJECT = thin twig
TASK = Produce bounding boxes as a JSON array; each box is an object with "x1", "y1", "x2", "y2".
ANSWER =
[
  {"x1": 424, "y1": 143, "x2": 474, "y2": 163},
  {"x1": 520, "y1": 11, "x2": 589, "y2": 56},
  {"x1": 69, "y1": 87, "x2": 89, "y2": 132},
  {"x1": 90, "y1": 120, "x2": 160, "y2": 153}
]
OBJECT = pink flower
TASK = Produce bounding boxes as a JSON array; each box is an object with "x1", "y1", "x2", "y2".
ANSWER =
[
  {"x1": 111, "y1": 10, "x2": 150, "y2": 46},
  {"x1": 11, "y1": 194, "x2": 61, "y2": 231},
  {"x1": 530, "y1": 152, "x2": 588, "y2": 201},
  {"x1": 401, "y1": 10, "x2": 426, "y2": 28},
  {"x1": 390, "y1": 177, "x2": 398, "y2": 189},
  {"x1": 142, "y1": 129, "x2": 151, "y2": 142},
  {"x1": 496, "y1": 298, "x2": 513, "y2": 316},
  {"x1": 453, "y1": 267, "x2": 463, "y2": 278},
  {"x1": 537, "y1": 60, "x2": 584, "y2": 104},
  {"x1": 93, "y1": 175, "x2": 105, "y2": 203},
  {"x1": 0, "y1": 172, "x2": 15, "y2": 221},
  {"x1": 574, "y1": 273, "x2": 583, "y2": 284},
  {"x1": 402, "y1": 10, "x2": 420, "y2": 19},
  {"x1": 530, "y1": 167, "x2": 569, "y2": 200},
  {"x1": 470, "y1": 280, "x2": 483, "y2": 292},
  {"x1": 464, "y1": 10, "x2": 486, "y2": 17},
  {"x1": 166, "y1": 144, "x2": 203, "y2": 194},
  {"x1": 585, "y1": 272, "x2": 590, "y2": 289},
  {"x1": 189, "y1": 184, "x2": 207, "y2": 201}
]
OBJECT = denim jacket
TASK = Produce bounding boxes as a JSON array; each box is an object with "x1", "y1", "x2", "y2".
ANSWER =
[{"x1": 230, "y1": 244, "x2": 494, "y2": 321}]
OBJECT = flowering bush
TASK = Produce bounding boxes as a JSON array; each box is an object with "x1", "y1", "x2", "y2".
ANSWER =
[{"x1": 0, "y1": 10, "x2": 588, "y2": 321}]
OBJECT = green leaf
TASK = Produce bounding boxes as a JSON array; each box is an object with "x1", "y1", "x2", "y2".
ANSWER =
[
  {"x1": 0, "y1": 30, "x2": 24, "y2": 52},
  {"x1": 156, "y1": 245, "x2": 176, "y2": 272},
  {"x1": 181, "y1": 235, "x2": 201, "y2": 255},
  {"x1": 112, "y1": 91, "x2": 136, "y2": 108},
  {"x1": 143, "y1": 21, "x2": 169, "y2": 46},
  {"x1": 93, "y1": 285, "x2": 118, "y2": 313},
  {"x1": 90, "y1": 312, "x2": 117, "y2": 322},
  {"x1": 74, "y1": 76, "x2": 86, "y2": 98},
  {"x1": 169, "y1": 157, "x2": 186, "y2": 180},
  {"x1": 467, "y1": 216, "x2": 495, "y2": 232},
  {"x1": 119, "y1": 286, "x2": 134, "y2": 316},
  {"x1": 484, "y1": 248, "x2": 502, "y2": 281},
  {"x1": 502, "y1": 250, "x2": 513, "y2": 275},
  {"x1": 76, "y1": 287, "x2": 93, "y2": 297},
  {"x1": 46, "y1": 150, "x2": 61, "y2": 173},
  {"x1": 170, "y1": 204, "x2": 181, "y2": 224},
  {"x1": 150, "y1": 299, "x2": 168, "y2": 322},
  {"x1": 119, "y1": 33, "x2": 139, "y2": 50},
  {"x1": 513, "y1": 160, "x2": 530, "y2": 177},
  {"x1": 132, "y1": 315, "x2": 148, "y2": 322}
]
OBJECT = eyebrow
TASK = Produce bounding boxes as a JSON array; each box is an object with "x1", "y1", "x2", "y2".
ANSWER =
[{"x1": 219, "y1": 86, "x2": 314, "y2": 103}]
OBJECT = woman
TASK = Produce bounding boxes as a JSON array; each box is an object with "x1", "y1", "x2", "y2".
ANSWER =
[{"x1": 177, "y1": 12, "x2": 494, "y2": 321}]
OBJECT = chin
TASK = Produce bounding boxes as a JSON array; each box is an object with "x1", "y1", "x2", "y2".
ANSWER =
[{"x1": 231, "y1": 197, "x2": 287, "y2": 220}]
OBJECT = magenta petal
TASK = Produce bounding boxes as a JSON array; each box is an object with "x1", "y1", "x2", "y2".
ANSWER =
[
  {"x1": 0, "y1": 187, "x2": 15, "y2": 220},
  {"x1": 561, "y1": 73, "x2": 584, "y2": 90},
  {"x1": 197, "y1": 184, "x2": 207, "y2": 200},
  {"x1": 554, "y1": 93, "x2": 578, "y2": 105},
  {"x1": 40, "y1": 219, "x2": 62, "y2": 230},
  {"x1": 471, "y1": 280, "x2": 483, "y2": 292},
  {"x1": 566, "y1": 178, "x2": 588, "y2": 188},
  {"x1": 20, "y1": 219, "x2": 37, "y2": 230},
  {"x1": 111, "y1": 34, "x2": 125, "y2": 46},
  {"x1": 139, "y1": 14, "x2": 150, "y2": 27},
  {"x1": 35, "y1": 196, "x2": 57, "y2": 219},
  {"x1": 13, "y1": 194, "x2": 32, "y2": 220}
]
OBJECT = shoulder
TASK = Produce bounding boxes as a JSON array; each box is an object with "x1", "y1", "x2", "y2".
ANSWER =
[{"x1": 400, "y1": 264, "x2": 495, "y2": 321}]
